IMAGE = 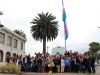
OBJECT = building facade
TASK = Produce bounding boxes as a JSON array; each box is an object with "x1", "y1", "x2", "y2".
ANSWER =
[
  {"x1": 0, "y1": 25, "x2": 26, "y2": 65},
  {"x1": 52, "y1": 46, "x2": 66, "y2": 55}
]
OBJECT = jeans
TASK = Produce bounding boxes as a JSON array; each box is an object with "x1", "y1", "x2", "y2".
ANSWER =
[
  {"x1": 28, "y1": 64, "x2": 31, "y2": 72},
  {"x1": 86, "y1": 64, "x2": 91, "y2": 73},
  {"x1": 38, "y1": 65, "x2": 42, "y2": 72},
  {"x1": 24, "y1": 63, "x2": 28, "y2": 72},
  {"x1": 66, "y1": 65, "x2": 70, "y2": 72}
]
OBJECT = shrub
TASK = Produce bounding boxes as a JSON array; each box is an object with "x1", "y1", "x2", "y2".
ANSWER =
[
  {"x1": 7, "y1": 64, "x2": 16, "y2": 73},
  {"x1": 0, "y1": 65, "x2": 1, "y2": 70},
  {"x1": 1, "y1": 66, "x2": 6, "y2": 73},
  {"x1": 15, "y1": 66, "x2": 21, "y2": 74},
  {"x1": 0, "y1": 64, "x2": 21, "y2": 74}
]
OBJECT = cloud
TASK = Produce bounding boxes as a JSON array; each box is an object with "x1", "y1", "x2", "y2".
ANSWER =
[{"x1": 0, "y1": 0, "x2": 100, "y2": 56}]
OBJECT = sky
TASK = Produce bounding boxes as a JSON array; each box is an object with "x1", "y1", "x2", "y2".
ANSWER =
[{"x1": 0, "y1": 0, "x2": 100, "y2": 56}]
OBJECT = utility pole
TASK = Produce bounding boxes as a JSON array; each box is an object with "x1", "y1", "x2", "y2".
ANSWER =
[{"x1": 47, "y1": 46, "x2": 49, "y2": 53}]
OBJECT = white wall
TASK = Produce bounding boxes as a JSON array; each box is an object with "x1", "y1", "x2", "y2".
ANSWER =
[{"x1": 0, "y1": 29, "x2": 25, "y2": 65}]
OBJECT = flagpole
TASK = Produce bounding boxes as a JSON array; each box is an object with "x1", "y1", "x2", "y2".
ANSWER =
[
  {"x1": 64, "y1": 26, "x2": 66, "y2": 51},
  {"x1": 62, "y1": 0, "x2": 68, "y2": 52}
]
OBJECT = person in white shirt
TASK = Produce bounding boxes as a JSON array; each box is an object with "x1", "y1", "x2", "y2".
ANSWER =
[{"x1": 61, "y1": 57, "x2": 65, "y2": 73}]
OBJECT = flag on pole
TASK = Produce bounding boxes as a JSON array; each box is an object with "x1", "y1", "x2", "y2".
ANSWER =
[{"x1": 62, "y1": 0, "x2": 68, "y2": 40}]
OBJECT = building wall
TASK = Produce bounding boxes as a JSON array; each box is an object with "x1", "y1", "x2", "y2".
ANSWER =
[
  {"x1": 52, "y1": 47, "x2": 65, "y2": 55},
  {"x1": 0, "y1": 29, "x2": 25, "y2": 65}
]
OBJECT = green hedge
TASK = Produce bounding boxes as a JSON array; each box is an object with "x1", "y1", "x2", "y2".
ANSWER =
[{"x1": 0, "y1": 64, "x2": 21, "y2": 74}]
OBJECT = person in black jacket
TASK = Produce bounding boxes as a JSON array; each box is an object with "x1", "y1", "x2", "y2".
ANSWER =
[
  {"x1": 38, "y1": 57, "x2": 42, "y2": 72},
  {"x1": 34, "y1": 56, "x2": 38, "y2": 72},
  {"x1": 28, "y1": 56, "x2": 32, "y2": 72},
  {"x1": 71, "y1": 55, "x2": 75, "y2": 72},
  {"x1": 86, "y1": 55, "x2": 91, "y2": 74},
  {"x1": 35, "y1": 52, "x2": 42, "y2": 58},
  {"x1": 53, "y1": 56, "x2": 57, "y2": 73},
  {"x1": 57, "y1": 56, "x2": 61, "y2": 73},
  {"x1": 23, "y1": 55, "x2": 28, "y2": 72},
  {"x1": 76, "y1": 54, "x2": 80, "y2": 73},
  {"x1": 90, "y1": 54, "x2": 95, "y2": 73}
]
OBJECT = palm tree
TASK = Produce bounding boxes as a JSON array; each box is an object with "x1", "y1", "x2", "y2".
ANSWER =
[
  {"x1": 30, "y1": 12, "x2": 59, "y2": 54},
  {"x1": 13, "y1": 29, "x2": 26, "y2": 39}
]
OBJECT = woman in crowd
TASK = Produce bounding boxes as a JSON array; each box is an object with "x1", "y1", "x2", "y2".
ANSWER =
[
  {"x1": 42, "y1": 56, "x2": 45, "y2": 73},
  {"x1": 34, "y1": 56, "x2": 38, "y2": 72},
  {"x1": 48, "y1": 56, "x2": 55, "y2": 72},
  {"x1": 86, "y1": 55, "x2": 91, "y2": 74},
  {"x1": 61, "y1": 57, "x2": 65, "y2": 73}
]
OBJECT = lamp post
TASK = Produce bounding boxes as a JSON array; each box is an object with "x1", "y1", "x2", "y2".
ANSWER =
[
  {"x1": 47, "y1": 46, "x2": 50, "y2": 53},
  {"x1": 0, "y1": 11, "x2": 3, "y2": 25}
]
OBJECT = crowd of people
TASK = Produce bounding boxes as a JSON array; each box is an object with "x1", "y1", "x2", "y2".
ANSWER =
[{"x1": 7, "y1": 50, "x2": 96, "y2": 74}]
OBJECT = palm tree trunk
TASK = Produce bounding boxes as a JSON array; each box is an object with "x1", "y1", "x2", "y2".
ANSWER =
[{"x1": 43, "y1": 35, "x2": 46, "y2": 54}]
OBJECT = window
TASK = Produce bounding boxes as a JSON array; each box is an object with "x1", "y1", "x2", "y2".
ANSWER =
[
  {"x1": 21, "y1": 42, "x2": 23, "y2": 50},
  {"x1": 0, "y1": 32, "x2": 5, "y2": 44},
  {"x1": 14, "y1": 39, "x2": 17, "y2": 48},
  {"x1": 0, "y1": 50, "x2": 3, "y2": 62},
  {"x1": 5, "y1": 52, "x2": 10, "y2": 62},
  {"x1": 7, "y1": 36, "x2": 12, "y2": 46}
]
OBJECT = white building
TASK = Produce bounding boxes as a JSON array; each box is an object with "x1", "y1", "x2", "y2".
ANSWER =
[
  {"x1": 0, "y1": 25, "x2": 27, "y2": 65},
  {"x1": 52, "y1": 46, "x2": 66, "y2": 55}
]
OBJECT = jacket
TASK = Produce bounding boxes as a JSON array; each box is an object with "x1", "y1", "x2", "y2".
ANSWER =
[
  {"x1": 61, "y1": 59, "x2": 65, "y2": 66},
  {"x1": 89, "y1": 57, "x2": 95, "y2": 64},
  {"x1": 65, "y1": 59, "x2": 71, "y2": 66}
]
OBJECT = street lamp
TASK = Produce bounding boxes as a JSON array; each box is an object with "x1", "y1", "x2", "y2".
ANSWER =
[
  {"x1": 47, "y1": 46, "x2": 50, "y2": 53},
  {"x1": 0, "y1": 11, "x2": 3, "y2": 25}
]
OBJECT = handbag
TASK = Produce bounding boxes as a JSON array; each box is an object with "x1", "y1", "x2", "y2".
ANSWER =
[{"x1": 48, "y1": 63, "x2": 51, "y2": 67}]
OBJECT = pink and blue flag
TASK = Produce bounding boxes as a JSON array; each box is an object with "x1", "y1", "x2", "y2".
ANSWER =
[{"x1": 62, "y1": 0, "x2": 68, "y2": 40}]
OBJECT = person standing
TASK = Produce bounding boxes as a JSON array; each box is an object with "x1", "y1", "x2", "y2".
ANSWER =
[
  {"x1": 76, "y1": 54, "x2": 80, "y2": 73},
  {"x1": 38, "y1": 57, "x2": 42, "y2": 72},
  {"x1": 71, "y1": 55, "x2": 75, "y2": 72},
  {"x1": 90, "y1": 54, "x2": 95, "y2": 73},
  {"x1": 86, "y1": 55, "x2": 91, "y2": 74},
  {"x1": 48, "y1": 56, "x2": 55, "y2": 72},
  {"x1": 57, "y1": 56, "x2": 61, "y2": 73},
  {"x1": 45, "y1": 57, "x2": 48, "y2": 72},
  {"x1": 32, "y1": 57, "x2": 35, "y2": 72},
  {"x1": 23, "y1": 55, "x2": 28, "y2": 72},
  {"x1": 61, "y1": 57, "x2": 65, "y2": 73},
  {"x1": 42, "y1": 57, "x2": 45, "y2": 73},
  {"x1": 65, "y1": 57, "x2": 71, "y2": 73},
  {"x1": 34, "y1": 56, "x2": 38, "y2": 72},
  {"x1": 53, "y1": 56, "x2": 57, "y2": 73},
  {"x1": 28, "y1": 56, "x2": 32, "y2": 72}
]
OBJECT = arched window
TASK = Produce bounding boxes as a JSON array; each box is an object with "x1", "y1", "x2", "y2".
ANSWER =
[
  {"x1": 0, "y1": 50, "x2": 3, "y2": 62},
  {"x1": 13, "y1": 53, "x2": 16, "y2": 57},
  {"x1": 5, "y1": 52, "x2": 10, "y2": 61}
]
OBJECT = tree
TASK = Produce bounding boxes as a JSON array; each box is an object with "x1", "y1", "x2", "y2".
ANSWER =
[
  {"x1": 30, "y1": 12, "x2": 59, "y2": 54},
  {"x1": 13, "y1": 29, "x2": 26, "y2": 39},
  {"x1": 89, "y1": 42, "x2": 100, "y2": 61},
  {"x1": 84, "y1": 51, "x2": 94, "y2": 56}
]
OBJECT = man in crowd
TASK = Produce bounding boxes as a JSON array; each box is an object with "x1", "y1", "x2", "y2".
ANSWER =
[
  {"x1": 38, "y1": 57, "x2": 42, "y2": 72},
  {"x1": 23, "y1": 55, "x2": 28, "y2": 72},
  {"x1": 90, "y1": 54, "x2": 95, "y2": 73},
  {"x1": 65, "y1": 56, "x2": 71, "y2": 73}
]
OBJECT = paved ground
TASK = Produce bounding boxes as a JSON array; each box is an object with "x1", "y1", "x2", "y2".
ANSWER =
[{"x1": 0, "y1": 67, "x2": 100, "y2": 75}]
